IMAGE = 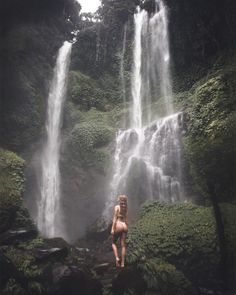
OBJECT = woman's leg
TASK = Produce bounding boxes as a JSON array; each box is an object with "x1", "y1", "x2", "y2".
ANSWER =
[
  {"x1": 112, "y1": 233, "x2": 120, "y2": 266},
  {"x1": 120, "y1": 231, "x2": 127, "y2": 267}
]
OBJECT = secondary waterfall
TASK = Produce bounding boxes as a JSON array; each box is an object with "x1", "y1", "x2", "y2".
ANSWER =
[
  {"x1": 120, "y1": 23, "x2": 127, "y2": 105},
  {"x1": 120, "y1": 24, "x2": 128, "y2": 128},
  {"x1": 37, "y1": 41, "x2": 72, "y2": 238},
  {"x1": 104, "y1": 0, "x2": 184, "y2": 219}
]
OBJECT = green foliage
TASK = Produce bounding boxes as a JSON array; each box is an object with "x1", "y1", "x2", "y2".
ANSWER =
[
  {"x1": 5, "y1": 247, "x2": 42, "y2": 279},
  {"x1": 0, "y1": 149, "x2": 25, "y2": 232},
  {"x1": 1, "y1": 24, "x2": 56, "y2": 151},
  {"x1": 3, "y1": 278, "x2": 26, "y2": 295},
  {"x1": 177, "y1": 55, "x2": 236, "y2": 201},
  {"x1": 64, "y1": 101, "x2": 86, "y2": 128},
  {"x1": 69, "y1": 71, "x2": 97, "y2": 108},
  {"x1": 100, "y1": 0, "x2": 135, "y2": 22},
  {"x1": 68, "y1": 70, "x2": 122, "y2": 112},
  {"x1": 220, "y1": 203, "x2": 236, "y2": 255},
  {"x1": 19, "y1": 237, "x2": 44, "y2": 251},
  {"x1": 68, "y1": 71, "x2": 107, "y2": 111},
  {"x1": 187, "y1": 74, "x2": 236, "y2": 139},
  {"x1": 69, "y1": 119, "x2": 114, "y2": 170},
  {"x1": 3, "y1": 246, "x2": 44, "y2": 295},
  {"x1": 137, "y1": 258, "x2": 196, "y2": 295},
  {"x1": 127, "y1": 201, "x2": 220, "y2": 288}
]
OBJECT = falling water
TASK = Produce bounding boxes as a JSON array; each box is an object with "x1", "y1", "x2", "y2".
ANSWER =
[
  {"x1": 104, "y1": 0, "x2": 184, "y2": 219},
  {"x1": 120, "y1": 24, "x2": 127, "y2": 128},
  {"x1": 120, "y1": 24, "x2": 127, "y2": 105},
  {"x1": 131, "y1": 8, "x2": 146, "y2": 129},
  {"x1": 149, "y1": 0, "x2": 173, "y2": 115},
  {"x1": 37, "y1": 41, "x2": 72, "y2": 238}
]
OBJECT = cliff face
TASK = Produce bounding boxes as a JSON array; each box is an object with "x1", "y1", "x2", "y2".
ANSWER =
[
  {"x1": 167, "y1": 0, "x2": 235, "y2": 65},
  {"x1": 0, "y1": 0, "x2": 78, "y2": 152}
]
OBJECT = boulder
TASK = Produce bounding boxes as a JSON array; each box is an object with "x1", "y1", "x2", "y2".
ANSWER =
[
  {"x1": 112, "y1": 266, "x2": 147, "y2": 295},
  {"x1": 49, "y1": 264, "x2": 103, "y2": 295},
  {"x1": 35, "y1": 247, "x2": 69, "y2": 263}
]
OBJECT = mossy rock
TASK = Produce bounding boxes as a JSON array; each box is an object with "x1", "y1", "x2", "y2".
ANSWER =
[
  {"x1": 0, "y1": 149, "x2": 25, "y2": 233},
  {"x1": 126, "y1": 201, "x2": 220, "y2": 289}
]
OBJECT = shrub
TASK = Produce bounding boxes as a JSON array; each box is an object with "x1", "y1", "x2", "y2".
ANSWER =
[{"x1": 0, "y1": 149, "x2": 25, "y2": 232}]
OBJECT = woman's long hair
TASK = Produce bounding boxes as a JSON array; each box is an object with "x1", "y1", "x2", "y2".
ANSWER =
[{"x1": 118, "y1": 195, "x2": 128, "y2": 216}]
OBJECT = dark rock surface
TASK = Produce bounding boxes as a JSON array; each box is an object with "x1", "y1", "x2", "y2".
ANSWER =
[
  {"x1": 0, "y1": 0, "x2": 78, "y2": 152},
  {"x1": 112, "y1": 267, "x2": 147, "y2": 295},
  {"x1": 0, "y1": 228, "x2": 38, "y2": 245},
  {"x1": 0, "y1": 250, "x2": 28, "y2": 290},
  {"x1": 49, "y1": 264, "x2": 103, "y2": 295},
  {"x1": 35, "y1": 247, "x2": 69, "y2": 263}
]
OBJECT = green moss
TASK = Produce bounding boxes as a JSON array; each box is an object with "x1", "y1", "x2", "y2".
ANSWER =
[
  {"x1": 127, "y1": 201, "x2": 220, "y2": 288},
  {"x1": 0, "y1": 149, "x2": 25, "y2": 232}
]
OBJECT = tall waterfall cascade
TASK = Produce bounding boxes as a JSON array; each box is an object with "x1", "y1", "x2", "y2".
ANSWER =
[
  {"x1": 104, "y1": 0, "x2": 184, "y2": 219},
  {"x1": 37, "y1": 41, "x2": 72, "y2": 238}
]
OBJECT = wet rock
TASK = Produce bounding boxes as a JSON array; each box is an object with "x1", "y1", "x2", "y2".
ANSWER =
[
  {"x1": 86, "y1": 217, "x2": 111, "y2": 244},
  {"x1": 74, "y1": 246, "x2": 91, "y2": 260},
  {"x1": 75, "y1": 247, "x2": 90, "y2": 253},
  {"x1": 0, "y1": 228, "x2": 37, "y2": 245},
  {"x1": 44, "y1": 237, "x2": 70, "y2": 249},
  {"x1": 112, "y1": 266, "x2": 147, "y2": 295},
  {"x1": 49, "y1": 265, "x2": 103, "y2": 295},
  {"x1": 93, "y1": 263, "x2": 110, "y2": 275},
  {"x1": 35, "y1": 247, "x2": 69, "y2": 262}
]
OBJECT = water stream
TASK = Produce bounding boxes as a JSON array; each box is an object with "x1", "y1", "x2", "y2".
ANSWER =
[{"x1": 37, "y1": 41, "x2": 72, "y2": 238}]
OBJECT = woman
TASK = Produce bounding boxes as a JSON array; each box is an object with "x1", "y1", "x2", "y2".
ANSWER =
[{"x1": 111, "y1": 195, "x2": 128, "y2": 267}]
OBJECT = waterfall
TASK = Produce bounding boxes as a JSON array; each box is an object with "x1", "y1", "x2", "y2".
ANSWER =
[
  {"x1": 131, "y1": 8, "x2": 146, "y2": 129},
  {"x1": 37, "y1": 41, "x2": 72, "y2": 238},
  {"x1": 120, "y1": 24, "x2": 127, "y2": 106},
  {"x1": 149, "y1": 0, "x2": 173, "y2": 115},
  {"x1": 104, "y1": 0, "x2": 184, "y2": 220}
]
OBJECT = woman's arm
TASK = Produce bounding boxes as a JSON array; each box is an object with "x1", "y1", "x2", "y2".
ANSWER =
[
  {"x1": 111, "y1": 206, "x2": 119, "y2": 234},
  {"x1": 125, "y1": 212, "x2": 128, "y2": 227}
]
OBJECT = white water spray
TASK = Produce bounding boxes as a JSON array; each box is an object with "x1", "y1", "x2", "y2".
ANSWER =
[
  {"x1": 104, "y1": 1, "x2": 184, "y2": 219},
  {"x1": 37, "y1": 41, "x2": 72, "y2": 238}
]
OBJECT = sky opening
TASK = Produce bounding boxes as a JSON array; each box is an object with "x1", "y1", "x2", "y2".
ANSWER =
[{"x1": 76, "y1": 0, "x2": 101, "y2": 13}]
